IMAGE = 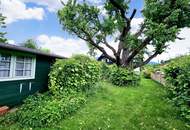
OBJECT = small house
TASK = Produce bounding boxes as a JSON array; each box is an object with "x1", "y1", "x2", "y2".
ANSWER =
[{"x1": 0, "y1": 43, "x2": 65, "y2": 106}]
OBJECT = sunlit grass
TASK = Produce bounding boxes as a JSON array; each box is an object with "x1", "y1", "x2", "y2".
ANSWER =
[
  {"x1": 0, "y1": 79, "x2": 188, "y2": 130},
  {"x1": 55, "y1": 79, "x2": 188, "y2": 130}
]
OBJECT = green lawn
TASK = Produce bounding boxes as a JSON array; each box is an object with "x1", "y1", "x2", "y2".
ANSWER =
[{"x1": 1, "y1": 79, "x2": 188, "y2": 130}]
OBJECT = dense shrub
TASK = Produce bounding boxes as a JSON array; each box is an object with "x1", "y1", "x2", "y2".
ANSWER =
[
  {"x1": 100, "y1": 62, "x2": 112, "y2": 80},
  {"x1": 0, "y1": 92, "x2": 86, "y2": 128},
  {"x1": 142, "y1": 65, "x2": 154, "y2": 79},
  {"x1": 164, "y1": 55, "x2": 190, "y2": 123},
  {"x1": 110, "y1": 66, "x2": 140, "y2": 86},
  {"x1": 1, "y1": 55, "x2": 101, "y2": 128},
  {"x1": 49, "y1": 55, "x2": 101, "y2": 95}
]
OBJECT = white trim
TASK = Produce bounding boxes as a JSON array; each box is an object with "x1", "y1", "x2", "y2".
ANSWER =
[
  {"x1": 29, "y1": 82, "x2": 32, "y2": 91},
  {"x1": 20, "y1": 83, "x2": 23, "y2": 93},
  {"x1": 0, "y1": 55, "x2": 36, "y2": 82}
]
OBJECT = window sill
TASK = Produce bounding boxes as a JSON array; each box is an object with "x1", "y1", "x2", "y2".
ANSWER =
[{"x1": 0, "y1": 76, "x2": 35, "y2": 82}]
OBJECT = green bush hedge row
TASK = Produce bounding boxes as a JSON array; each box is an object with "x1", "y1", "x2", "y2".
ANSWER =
[
  {"x1": 110, "y1": 66, "x2": 140, "y2": 86},
  {"x1": 164, "y1": 55, "x2": 190, "y2": 123},
  {"x1": 0, "y1": 55, "x2": 140, "y2": 128},
  {"x1": 100, "y1": 63, "x2": 140, "y2": 86},
  {"x1": 49, "y1": 55, "x2": 101, "y2": 95},
  {"x1": 0, "y1": 55, "x2": 101, "y2": 128}
]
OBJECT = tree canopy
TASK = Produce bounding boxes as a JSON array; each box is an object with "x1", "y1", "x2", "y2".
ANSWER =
[
  {"x1": 58, "y1": 0, "x2": 190, "y2": 68},
  {"x1": 22, "y1": 39, "x2": 38, "y2": 49},
  {"x1": 22, "y1": 39, "x2": 51, "y2": 53}
]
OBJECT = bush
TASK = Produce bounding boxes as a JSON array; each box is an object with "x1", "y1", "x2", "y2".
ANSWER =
[
  {"x1": 110, "y1": 66, "x2": 140, "y2": 86},
  {"x1": 1, "y1": 55, "x2": 101, "y2": 128},
  {"x1": 100, "y1": 62, "x2": 112, "y2": 80},
  {"x1": 49, "y1": 55, "x2": 101, "y2": 95},
  {"x1": 143, "y1": 69, "x2": 152, "y2": 79},
  {"x1": 164, "y1": 55, "x2": 190, "y2": 123},
  {"x1": 1, "y1": 92, "x2": 86, "y2": 128}
]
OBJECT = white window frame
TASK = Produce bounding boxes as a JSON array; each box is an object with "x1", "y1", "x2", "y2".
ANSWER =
[
  {"x1": 0, "y1": 55, "x2": 36, "y2": 82},
  {"x1": 0, "y1": 54, "x2": 12, "y2": 79}
]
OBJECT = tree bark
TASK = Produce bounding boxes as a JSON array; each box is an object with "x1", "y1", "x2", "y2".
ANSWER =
[{"x1": 121, "y1": 48, "x2": 130, "y2": 66}]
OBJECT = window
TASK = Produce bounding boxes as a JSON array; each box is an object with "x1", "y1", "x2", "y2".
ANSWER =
[
  {"x1": 0, "y1": 54, "x2": 11, "y2": 78},
  {"x1": 15, "y1": 57, "x2": 32, "y2": 77},
  {"x1": 0, "y1": 54, "x2": 36, "y2": 81}
]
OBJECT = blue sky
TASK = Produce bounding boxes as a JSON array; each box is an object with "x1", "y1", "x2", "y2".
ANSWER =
[
  {"x1": 4, "y1": 0, "x2": 144, "y2": 42},
  {"x1": 1, "y1": 0, "x2": 190, "y2": 61}
]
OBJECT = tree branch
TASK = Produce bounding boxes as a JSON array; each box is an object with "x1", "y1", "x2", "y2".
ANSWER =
[
  {"x1": 103, "y1": 38, "x2": 117, "y2": 56},
  {"x1": 109, "y1": 0, "x2": 128, "y2": 21},
  {"x1": 176, "y1": 36, "x2": 185, "y2": 40},
  {"x1": 81, "y1": 29, "x2": 116, "y2": 62},
  {"x1": 134, "y1": 50, "x2": 159, "y2": 68},
  {"x1": 135, "y1": 23, "x2": 145, "y2": 37},
  {"x1": 125, "y1": 37, "x2": 152, "y2": 65}
]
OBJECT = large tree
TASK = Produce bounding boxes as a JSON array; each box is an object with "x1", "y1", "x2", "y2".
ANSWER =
[{"x1": 58, "y1": 0, "x2": 190, "y2": 68}]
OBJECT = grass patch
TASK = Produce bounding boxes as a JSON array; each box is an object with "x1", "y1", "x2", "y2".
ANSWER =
[{"x1": 0, "y1": 79, "x2": 188, "y2": 130}]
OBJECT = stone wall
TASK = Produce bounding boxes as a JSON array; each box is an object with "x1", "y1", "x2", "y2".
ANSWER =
[{"x1": 151, "y1": 71, "x2": 166, "y2": 85}]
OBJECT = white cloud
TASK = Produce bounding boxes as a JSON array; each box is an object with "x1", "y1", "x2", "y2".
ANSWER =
[
  {"x1": 153, "y1": 28, "x2": 190, "y2": 62},
  {"x1": 36, "y1": 34, "x2": 89, "y2": 57},
  {"x1": 131, "y1": 18, "x2": 144, "y2": 33},
  {"x1": 21, "y1": 0, "x2": 63, "y2": 12},
  {"x1": 7, "y1": 39, "x2": 16, "y2": 45},
  {"x1": 21, "y1": 0, "x2": 105, "y2": 12},
  {"x1": 0, "y1": 0, "x2": 45, "y2": 24}
]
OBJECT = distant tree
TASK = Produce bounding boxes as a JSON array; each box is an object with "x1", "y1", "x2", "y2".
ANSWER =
[
  {"x1": 0, "y1": 13, "x2": 7, "y2": 43},
  {"x1": 40, "y1": 48, "x2": 51, "y2": 53},
  {"x1": 58, "y1": 0, "x2": 190, "y2": 69},
  {"x1": 22, "y1": 39, "x2": 38, "y2": 49}
]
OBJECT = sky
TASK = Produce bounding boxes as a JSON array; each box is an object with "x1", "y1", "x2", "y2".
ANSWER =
[{"x1": 0, "y1": 0, "x2": 190, "y2": 62}]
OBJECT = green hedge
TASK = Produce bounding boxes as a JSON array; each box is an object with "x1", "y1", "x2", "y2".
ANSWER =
[
  {"x1": 164, "y1": 55, "x2": 190, "y2": 123},
  {"x1": 0, "y1": 55, "x2": 101, "y2": 128},
  {"x1": 49, "y1": 55, "x2": 101, "y2": 95},
  {"x1": 110, "y1": 66, "x2": 140, "y2": 87}
]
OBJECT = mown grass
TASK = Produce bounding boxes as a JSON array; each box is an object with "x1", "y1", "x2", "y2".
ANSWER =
[{"x1": 0, "y1": 79, "x2": 188, "y2": 130}]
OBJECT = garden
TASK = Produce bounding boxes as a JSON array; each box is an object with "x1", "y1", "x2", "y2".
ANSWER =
[
  {"x1": 0, "y1": 54, "x2": 189, "y2": 130},
  {"x1": 0, "y1": 0, "x2": 190, "y2": 129}
]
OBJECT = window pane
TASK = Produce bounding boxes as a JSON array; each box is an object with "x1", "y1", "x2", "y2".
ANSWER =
[
  {"x1": 16, "y1": 57, "x2": 24, "y2": 62},
  {"x1": 0, "y1": 70, "x2": 10, "y2": 77},
  {"x1": 25, "y1": 58, "x2": 32, "y2": 63},
  {"x1": 0, "y1": 54, "x2": 11, "y2": 78},
  {"x1": 0, "y1": 55, "x2": 11, "y2": 61},
  {"x1": 15, "y1": 56, "x2": 33, "y2": 77},
  {"x1": 16, "y1": 62, "x2": 24, "y2": 70},
  {"x1": 25, "y1": 63, "x2": 32, "y2": 70},
  {"x1": 0, "y1": 62, "x2": 10, "y2": 70},
  {"x1": 24, "y1": 70, "x2": 31, "y2": 76},
  {"x1": 16, "y1": 70, "x2": 23, "y2": 76}
]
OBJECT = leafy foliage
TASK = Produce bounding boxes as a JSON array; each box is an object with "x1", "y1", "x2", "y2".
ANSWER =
[
  {"x1": 49, "y1": 55, "x2": 101, "y2": 95},
  {"x1": 0, "y1": 92, "x2": 86, "y2": 128},
  {"x1": 142, "y1": 65, "x2": 157, "y2": 79},
  {"x1": 21, "y1": 39, "x2": 38, "y2": 49},
  {"x1": 0, "y1": 55, "x2": 102, "y2": 128},
  {"x1": 164, "y1": 55, "x2": 190, "y2": 123},
  {"x1": 110, "y1": 66, "x2": 140, "y2": 86},
  {"x1": 0, "y1": 13, "x2": 7, "y2": 43},
  {"x1": 58, "y1": 0, "x2": 190, "y2": 68},
  {"x1": 100, "y1": 62, "x2": 113, "y2": 80}
]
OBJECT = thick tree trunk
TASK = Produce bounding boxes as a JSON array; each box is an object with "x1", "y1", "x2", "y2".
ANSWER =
[{"x1": 121, "y1": 48, "x2": 129, "y2": 66}]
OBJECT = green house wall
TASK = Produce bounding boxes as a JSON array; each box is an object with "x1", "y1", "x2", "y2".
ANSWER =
[{"x1": 0, "y1": 50, "x2": 56, "y2": 107}]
